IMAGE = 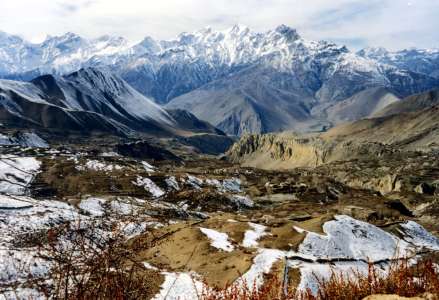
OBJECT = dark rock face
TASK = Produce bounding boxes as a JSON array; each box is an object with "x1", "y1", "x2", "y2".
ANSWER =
[
  {"x1": 165, "y1": 109, "x2": 225, "y2": 135},
  {"x1": 115, "y1": 141, "x2": 181, "y2": 161},
  {"x1": 414, "y1": 183, "x2": 436, "y2": 195},
  {"x1": 0, "y1": 68, "x2": 226, "y2": 140},
  {"x1": 175, "y1": 134, "x2": 235, "y2": 155},
  {"x1": 122, "y1": 61, "x2": 226, "y2": 104},
  {"x1": 0, "y1": 87, "x2": 130, "y2": 135}
]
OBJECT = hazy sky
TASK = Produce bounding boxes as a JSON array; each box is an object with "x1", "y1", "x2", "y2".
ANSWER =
[{"x1": 0, "y1": 0, "x2": 438, "y2": 50}]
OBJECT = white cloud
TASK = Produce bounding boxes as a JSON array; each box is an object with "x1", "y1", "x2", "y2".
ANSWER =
[{"x1": 0, "y1": 0, "x2": 438, "y2": 50}]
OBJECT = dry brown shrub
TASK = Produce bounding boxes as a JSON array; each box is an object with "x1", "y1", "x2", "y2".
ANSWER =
[
  {"x1": 201, "y1": 259, "x2": 439, "y2": 300},
  {"x1": 38, "y1": 220, "x2": 160, "y2": 300}
]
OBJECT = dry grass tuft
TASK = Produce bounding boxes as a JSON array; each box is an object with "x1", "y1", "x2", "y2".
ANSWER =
[
  {"x1": 201, "y1": 259, "x2": 439, "y2": 300},
  {"x1": 313, "y1": 259, "x2": 439, "y2": 300},
  {"x1": 201, "y1": 274, "x2": 295, "y2": 300}
]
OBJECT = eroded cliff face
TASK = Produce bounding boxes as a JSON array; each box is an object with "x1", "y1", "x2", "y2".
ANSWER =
[
  {"x1": 227, "y1": 133, "x2": 326, "y2": 168},
  {"x1": 227, "y1": 133, "x2": 439, "y2": 200},
  {"x1": 226, "y1": 133, "x2": 393, "y2": 169}
]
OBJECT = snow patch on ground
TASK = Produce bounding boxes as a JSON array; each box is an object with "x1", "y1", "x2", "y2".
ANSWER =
[
  {"x1": 0, "y1": 156, "x2": 41, "y2": 195},
  {"x1": 242, "y1": 222, "x2": 267, "y2": 248},
  {"x1": 120, "y1": 221, "x2": 157, "y2": 238},
  {"x1": 183, "y1": 175, "x2": 241, "y2": 193},
  {"x1": 289, "y1": 260, "x2": 373, "y2": 294},
  {"x1": 399, "y1": 221, "x2": 439, "y2": 251},
  {"x1": 186, "y1": 175, "x2": 203, "y2": 189},
  {"x1": 0, "y1": 195, "x2": 33, "y2": 209},
  {"x1": 110, "y1": 200, "x2": 137, "y2": 215},
  {"x1": 100, "y1": 151, "x2": 120, "y2": 157},
  {"x1": 221, "y1": 178, "x2": 242, "y2": 193},
  {"x1": 199, "y1": 227, "x2": 234, "y2": 252},
  {"x1": 0, "y1": 132, "x2": 48, "y2": 148},
  {"x1": 0, "y1": 287, "x2": 46, "y2": 300},
  {"x1": 287, "y1": 215, "x2": 439, "y2": 295},
  {"x1": 165, "y1": 176, "x2": 180, "y2": 191},
  {"x1": 228, "y1": 195, "x2": 254, "y2": 208},
  {"x1": 143, "y1": 262, "x2": 159, "y2": 271},
  {"x1": 132, "y1": 176, "x2": 165, "y2": 198},
  {"x1": 79, "y1": 197, "x2": 106, "y2": 216},
  {"x1": 0, "y1": 198, "x2": 77, "y2": 240},
  {"x1": 205, "y1": 177, "x2": 241, "y2": 193},
  {"x1": 141, "y1": 161, "x2": 156, "y2": 172},
  {"x1": 0, "y1": 195, "x2": 79, "y2": 289},
  {"x1": 76, "y1": 160, "x2": 123, "y2": 172},
  {"x1": 236, "y1": 249, "x2": 285, "y2": 290},
  {"x1": 0, "y1": 134, "x2": 13, "y2": 146},
  {"x1": 297, "y1": 215, "x2": 412, "y2": 261},
  {"x1": 293, "y1": 225, "x2": 306, "y2": 233},
  {"x1": 153, "y1": 272, "x2": 204, "y2": 300},
  {"x1": 0, "y1": 250, "x2": 50, "y2": 285}
]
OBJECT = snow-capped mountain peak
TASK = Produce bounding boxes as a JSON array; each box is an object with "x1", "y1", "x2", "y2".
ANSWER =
[
  {"x1": 227, "y1": 23, "x2": 250, "y2": 35},
  {"x1": 146, "y1": 24, "x2": 310, "y2": 68},
  {"x1": 0, "y1": 25, "x2": 361, "y2": 76},
  {"x1": 358, "y1": 46, "x2": 439, "y2": 78},
  {"x1": 357, "y1": 46, "x2": 389, "y2": 58},
  {"x1": 274, "y1": 24, "x2": 301, "y2": 40},
  {"x1": 1, "y1": 25, "x2": 439, "y2": 110},
  {"x1": 0, "y1": 31, "x2": 25, "y2": 46},
  {"x1": 41, "y1": 32, "x2": 86, "y2": 54}
]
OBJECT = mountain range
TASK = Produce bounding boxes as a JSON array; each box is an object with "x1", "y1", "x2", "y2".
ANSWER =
[
  {"x1": 0, "y1": 68, "x2": 222, "y2": 138},
  {"x1": 227, "y1": 87, "x2": 439, "y2": 170},
  {"x1": 322, "y1": 88, "x2": 439, "y2": 150},
  {"x1": 1, "y1": 25, "x2": 439, "y2": 136}
]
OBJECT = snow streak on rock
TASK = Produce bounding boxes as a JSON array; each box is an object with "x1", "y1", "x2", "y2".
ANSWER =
[
  {"x1": 132, "y1": 176, "x2": 165, "y2": 198},
  {"x1": 0, "y1": 156, "x2": 41, "y2": 195}
]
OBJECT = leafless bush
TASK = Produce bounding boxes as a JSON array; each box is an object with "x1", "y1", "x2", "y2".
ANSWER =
[
  {"x1": 36, "y1": 219, "x2": 159, "y2": 300},
  {"x1": 201, "y1": 259, "x2": 439, "y2": 300}
]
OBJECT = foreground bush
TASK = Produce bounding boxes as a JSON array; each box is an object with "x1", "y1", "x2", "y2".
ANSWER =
[
  {"x1": 201, "y1": 259, "x2": 439, "y2": 300},
  {"x1": 313, "y1": 259, "x2": 439, "y2": 300},
  {"x1": 38, "y1": 220, "x2": 159, "y2": 300},
  {"x1": 33, "y1": 220, "x2": 439, "y2": 299},
  {"x1": 201, "y1": 274, "x2": 294, "y2": 300}
]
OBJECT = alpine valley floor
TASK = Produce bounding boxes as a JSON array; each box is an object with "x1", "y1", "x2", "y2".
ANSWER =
[{"x1": 0, "y1": 131, "x2": 438, "y2": 299}]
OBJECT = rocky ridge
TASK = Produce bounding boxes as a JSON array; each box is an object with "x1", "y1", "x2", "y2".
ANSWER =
[{"x1": 2, "y1": 26, "x2": 439, "y2": 135}]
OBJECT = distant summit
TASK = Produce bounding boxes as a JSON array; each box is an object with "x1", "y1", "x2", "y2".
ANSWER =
[{"x1": 1, "y1": 25, "x2": 439, "y2": 135}]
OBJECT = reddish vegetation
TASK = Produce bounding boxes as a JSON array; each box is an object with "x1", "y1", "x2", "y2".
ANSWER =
[
  {"x1": 34, "y1": 223, "x2": 439, "y2": 299},
  {"x1": 312, "y1": 259, "x2": 439, "y2": 300},
  {"x1": 38, "y1": 222, "x2": 161, "y2": 300},
  {"x1": 201, "y1": 260, "x2": 439, "y2": 300},
  {"x1": 201, "y1": 274, "x2": 294, "y2": 300}
]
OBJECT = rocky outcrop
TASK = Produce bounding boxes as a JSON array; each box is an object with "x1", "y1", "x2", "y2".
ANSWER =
[
  {"x1": 346, "y1": 174, "x2": 402, "y2": 195},
  {"x1": 226, "y1": 133, "x2": 393, "y2": 169},
  {"x1": 227, "y1": 133, "x2": 329, "y2": 168},
  {"x1": 174, "y1": 134, "x2": 235, "y2": 155},
  {"x1": 115, "y1": 141, "x2": 181, "y2": 161}
]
